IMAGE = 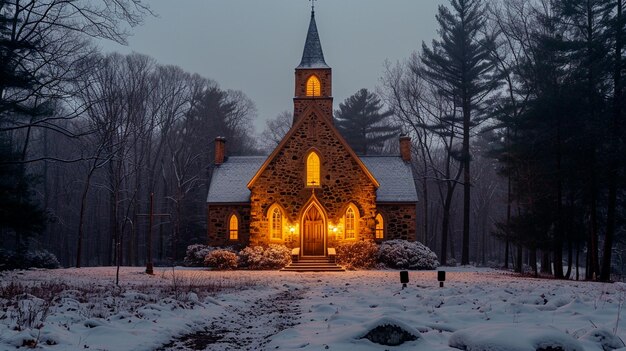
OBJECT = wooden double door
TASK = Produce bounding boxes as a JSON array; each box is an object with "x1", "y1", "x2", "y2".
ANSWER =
[{"x1": 302, "y1": 205, "x2": 325, "y2": 256}]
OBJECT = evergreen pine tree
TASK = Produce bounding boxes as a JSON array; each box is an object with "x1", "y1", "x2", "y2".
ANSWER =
[
  {"x1": 0, "y1": 135, "x2": 46, "y2": 254},
  {"x1": 421, "y1": 0, "x2": 497, "y2": 265},
  {"x1": 335, "y1": 89, "x2": 399, "y2": 155}
]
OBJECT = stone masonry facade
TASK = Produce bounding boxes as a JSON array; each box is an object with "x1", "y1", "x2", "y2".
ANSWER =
[
  {"x1": 207, "y1": 204, "x2": 251, "y2": 247},
  {"x1": 376, "y1": 204, "x2": 417, "y2": 241},
  {"x1": 248, "y1": 110, "x2": 378, "y2": 248}
]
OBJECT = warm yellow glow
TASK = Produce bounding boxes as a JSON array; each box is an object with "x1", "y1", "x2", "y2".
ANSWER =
[
  {"x1": 306, "y1": 152, "x2": 320, "y2": 186},
  {"x1": 345, "y1": 207, "x2": 356, "y2": 239},
  {"x1": 289, "y1": 226, "x2": 296, "y2": 234},
  {"x1": 375, "y1": 213, "x2": 384, "y2": 239},
  {"x1": 229, "y1": 215, "x2": 238, "y2": 240},
  {"x1": 270, "y1": 207, "x2": 282, "y2": 240},
  {"x1": 306, "y1": 75, "x2": 321, "y2": 97}
]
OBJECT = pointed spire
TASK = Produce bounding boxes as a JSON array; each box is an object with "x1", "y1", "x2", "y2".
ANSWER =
[{"x1": 297, "y1": 9, "x2": 329, "y2": 69}]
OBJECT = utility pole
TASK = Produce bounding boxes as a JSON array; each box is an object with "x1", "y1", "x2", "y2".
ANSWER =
[{"x1": 138, "y1": 193, "x2": 170, "y2": 274}]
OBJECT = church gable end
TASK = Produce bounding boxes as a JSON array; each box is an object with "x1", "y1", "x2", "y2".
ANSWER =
[{"x1": 248, "y1": 109, "x2": 379, "y2": 246}]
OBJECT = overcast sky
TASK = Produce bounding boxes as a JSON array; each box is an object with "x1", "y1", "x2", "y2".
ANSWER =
[{"x1": 99, "y1": 0, "x2": 447, "y2": 133}]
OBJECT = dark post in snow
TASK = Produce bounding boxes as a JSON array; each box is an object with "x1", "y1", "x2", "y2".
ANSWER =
[
  {"x1": 147, "y1": 193, "x2": 154, "y2": 274},
  {"x1": 438, "y1": 270, "x2": 446, "y2": 288},
  {"x1": 400, "y1": 270, "x2": 409, "y2": 289},
  {"x1": 138, "y1": 193, "x2": 170, "y2": 275}
]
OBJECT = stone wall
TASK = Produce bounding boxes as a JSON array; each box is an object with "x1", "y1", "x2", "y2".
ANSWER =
[
  {"x1": 293, "y1": 99, "x2": 333, "y2": 125},
  {"x1": 377, "y1": 204, "x2": 417, "y2": 241},
  {"x1": 207, "y1": 204, "x2": 251, "y2": 246},
  {"x1": 249, "y1": 111, "x2": 378, "y2": 247}
]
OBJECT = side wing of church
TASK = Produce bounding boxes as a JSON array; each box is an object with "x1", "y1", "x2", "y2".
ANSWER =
[{"x1": 206, "y1": 10, "x2": 418, "y2": 257}]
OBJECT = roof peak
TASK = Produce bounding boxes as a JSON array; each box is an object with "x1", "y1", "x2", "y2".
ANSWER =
[{"x1": 297, "y1": 10, "x2": 329, "y2": 69}]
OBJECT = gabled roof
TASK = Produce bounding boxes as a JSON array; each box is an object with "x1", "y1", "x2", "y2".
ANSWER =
[
  {"x1": 297, "y1": 10, "x2": 329, "y2": 69},
  {"x1": 246, "y1": 104, "x2": 380, "y2": 189},
  {"x1": 360, "y1": 157, "x2": 418, "y2": 202},
  {"x1": 206, "y1": 155, "x2": 418, "y2": 204},
  {"x1": 206, "y1": 156, "x2": 265, "y2": 203}
]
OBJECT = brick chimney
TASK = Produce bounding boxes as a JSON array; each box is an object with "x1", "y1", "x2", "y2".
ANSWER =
[
  {"x1": 214, "y1": 137, "x2": 226, "y2": 165},
  {"x1": 399, "y1": 135, "x2": 411, "y2": 162}
]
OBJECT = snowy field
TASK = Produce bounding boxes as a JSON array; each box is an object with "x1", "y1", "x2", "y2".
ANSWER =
[{"x1": 0, "y1": 267, "x2": 625, "y2": 351}]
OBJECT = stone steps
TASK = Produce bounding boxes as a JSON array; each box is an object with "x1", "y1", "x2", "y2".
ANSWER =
[{"x1": 281, "y1": 258, "x2": 345, "y2": 272}]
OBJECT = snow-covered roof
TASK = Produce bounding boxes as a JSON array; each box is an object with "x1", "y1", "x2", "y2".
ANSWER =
[
  {"x1": 207, "y1": 155, "x2": 417, "y2": 204},
  {"x1": 297, "y1": 11, "x2": 330, "y2": 69},
  {"x1": 360, "y1": 156, "x2": 418, "y2": 202},
  {"x1": 206, "y1": 156, "x2": 265, "y2": 203}
]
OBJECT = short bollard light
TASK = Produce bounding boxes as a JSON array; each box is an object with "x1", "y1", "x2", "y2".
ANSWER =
[
  {"x1": 438, "y1": 270, "x2": 446, "y2": 288},
  {"x1": 400, "y1": 270, "x2": 409, "y2": 289}
]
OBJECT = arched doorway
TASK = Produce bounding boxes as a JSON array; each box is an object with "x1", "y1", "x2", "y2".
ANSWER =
[{"x1": 302, "y1": 203, "x2": 326, "y2": 256}]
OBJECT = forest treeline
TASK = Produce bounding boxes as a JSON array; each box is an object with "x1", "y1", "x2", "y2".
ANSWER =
[
  {"x1": 0, "y1": 0, "x2": 259, "y2": 268},
  {"x1": 377, "y1": 0, "x2": 625, "y2": 281},
  {"x1": 0, "y1": 0, "x2": 624, "y2": 281}
]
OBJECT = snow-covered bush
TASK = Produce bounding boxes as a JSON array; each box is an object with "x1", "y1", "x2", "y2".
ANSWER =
[
  {"x1": 336, "y1": 240, "x2": 378, "y2": 270},
  {"x1": 204, "y1": 250, "x2": 238, "y2": 270},
  {"x1": 377, "y1": 240, "x2": 439, "y2": 270},
  {"x1": 238, "y1": 244, "x2": 291, "y2": 270},
  {"x1": 0, "y1": 249, "x2": 16, "y2": 270},
  {"x1": 183, "y1": 244, "x2": 214, "y2": 267},
  {"x1": 0, "y1": 249, "x2": 60, "y2": 270},
  {"x1": 25, "y1": 249, "x2": 60, "y2": 269}
]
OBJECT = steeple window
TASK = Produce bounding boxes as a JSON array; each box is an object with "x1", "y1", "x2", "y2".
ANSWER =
[{"x1": 306, "y1": 76, "x2": 321, "y2": 97}]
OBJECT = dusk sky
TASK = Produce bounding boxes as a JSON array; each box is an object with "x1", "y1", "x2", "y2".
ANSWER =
[{"x1": 100, "y1": 0, "x2": 447, "y2": 132}]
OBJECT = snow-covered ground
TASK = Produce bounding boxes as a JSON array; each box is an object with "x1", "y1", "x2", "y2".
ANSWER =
[{"x1": 0, "y1": 267, "x2": 624, "y2": 350}]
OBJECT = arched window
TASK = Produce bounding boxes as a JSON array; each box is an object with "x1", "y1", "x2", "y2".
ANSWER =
[
  {"x1": 270, "y1": 207, "x2": 282, "y2": 240},
  {"x1": 306, "y1": 75, "x2": 321, "y2": 97},
  {"x1": 345, "y1": 207, "x2": 356, "y2": 239},
  {"x1": 306, "y1": 152, "x2": 320, "y2": 186},
  {"x1": 375, "y1": 213, "x2": 384, "y2": 239},
  {"x1": 229, "y1": 214, "x2": 238, "y2": 240}
]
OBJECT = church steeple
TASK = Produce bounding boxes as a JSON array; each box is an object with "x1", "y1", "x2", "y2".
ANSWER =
[
  {"x1": 293, "y1": 8, "x2": 333, "y2": 126},
  {"x1": 298, "y1": 10, "x2": 329, "y2": 69}
]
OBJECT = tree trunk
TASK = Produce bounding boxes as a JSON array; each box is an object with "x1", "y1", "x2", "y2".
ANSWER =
[
  {"x1": 565, "y1": 237, "x2": 572, "y2": 279},
  {"x1": 530, "y1": 249, "x2": 538, "y2": 277},
  {"x1": 504, "y1": 169, "x2": 511, "y2": 269},
  {"x1": 515, "y1": 243, "x2": 523, "y2": 273},
  {"x1": 541, "y1": 251, "x2": 552, "y2": 275},
  {"x1": 76, "y1": 170, "x2": 95, "y2": 268},
  {"x1": 440, "y1": 187, "x2": 454, "y2": 266},
  {"x1": 601, "y1": 0, "x2": 623, "y2": 282},
  {"x1": 461, "y1": 100, "x2": 471, "y2": 265}
]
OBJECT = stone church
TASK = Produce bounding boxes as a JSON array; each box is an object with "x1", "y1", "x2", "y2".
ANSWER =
[{"x1": 206, "y1": 10, "x2": 418, "y2": 258}]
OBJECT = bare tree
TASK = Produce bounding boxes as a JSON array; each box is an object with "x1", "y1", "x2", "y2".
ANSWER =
[
  {"x1": 260, "y1": 111, "x2": 292, "y2": 152},
  {"x1": 382, "y1": 56, "x2": 464, "y2": 266}
]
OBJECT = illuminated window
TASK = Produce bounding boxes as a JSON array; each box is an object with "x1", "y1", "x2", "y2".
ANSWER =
[
  {"x1": 229, "y1": 215, "x2": 238, "y2": 240},
  {"x1": 375, "y1": 213, "x2": 384, "y2": 239},
  {"x1": 270, "y1": 207, "x2": 282, "y2": 240},
  {"x1": 306, "y1": 152, "x2": 320, "y2": 186},
  {"x1": 306, "y1": 75, "x2": 321, "y2": 97},
  {"x1": 345, "y1": 207, "x2": 356, "y2": 239}
]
